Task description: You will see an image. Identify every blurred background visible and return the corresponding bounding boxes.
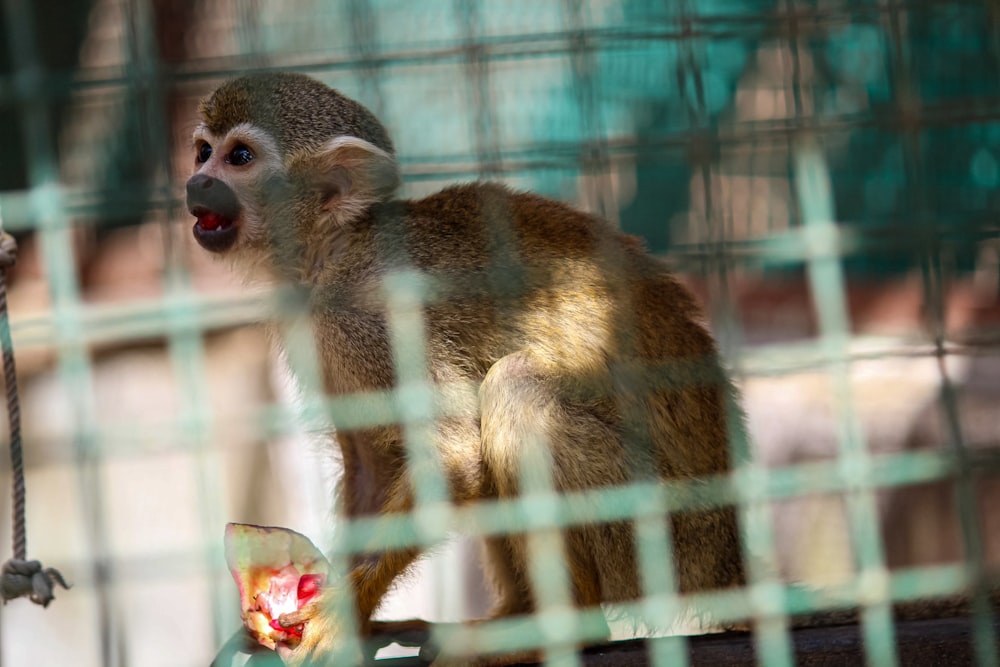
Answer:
[0,0,999,665]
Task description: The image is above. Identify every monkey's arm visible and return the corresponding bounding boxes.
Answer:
[275,458,424,665]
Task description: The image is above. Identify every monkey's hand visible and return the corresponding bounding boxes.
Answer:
[275,589,362,667]
[277,599,439,665]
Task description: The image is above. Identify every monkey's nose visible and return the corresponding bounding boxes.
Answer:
[187,173,215,194]
[186,174,241,221]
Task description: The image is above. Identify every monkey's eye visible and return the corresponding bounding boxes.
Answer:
[227,144,254,167]
[196,143,212,163]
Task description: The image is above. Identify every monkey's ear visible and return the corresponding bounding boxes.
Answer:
[306,136,400,208]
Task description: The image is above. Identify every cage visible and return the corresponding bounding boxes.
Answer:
[0,1,999,666]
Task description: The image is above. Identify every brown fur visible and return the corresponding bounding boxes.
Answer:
[190,73,745,666]
[199,72,394,157]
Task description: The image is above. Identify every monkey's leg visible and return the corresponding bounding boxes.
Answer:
[481,534,534,617]
[480,351,624,610]
[442,351,617,666]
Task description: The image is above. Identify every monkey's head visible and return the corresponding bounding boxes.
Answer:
[186,72,399,278]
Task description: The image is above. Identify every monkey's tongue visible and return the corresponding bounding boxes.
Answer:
[196,210,232,231]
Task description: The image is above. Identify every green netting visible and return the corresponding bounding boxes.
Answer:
[1,1,999,666]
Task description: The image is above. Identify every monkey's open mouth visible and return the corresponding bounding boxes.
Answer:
[191,207,239,253]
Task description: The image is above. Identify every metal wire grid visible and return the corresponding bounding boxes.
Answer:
[0,0,998,665]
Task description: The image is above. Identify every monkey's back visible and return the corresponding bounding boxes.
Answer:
[391,182,744,595]
[395,183,734,477]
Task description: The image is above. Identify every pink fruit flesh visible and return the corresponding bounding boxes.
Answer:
[197,211,229,230]
[298,573,326,603]
[224,524,330,651]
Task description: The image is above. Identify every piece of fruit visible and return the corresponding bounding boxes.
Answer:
[224,523,330,651]
[197,210,230,231]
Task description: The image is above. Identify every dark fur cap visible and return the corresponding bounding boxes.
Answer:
[198,72,395,157]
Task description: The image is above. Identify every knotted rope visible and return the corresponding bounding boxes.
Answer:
[0,232,69,606]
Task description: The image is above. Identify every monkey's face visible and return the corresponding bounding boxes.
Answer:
[186,123,283,255]
[188,74,402,283]
[186,127,399,283]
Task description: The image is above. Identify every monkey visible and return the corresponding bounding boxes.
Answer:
[187,72,745,666]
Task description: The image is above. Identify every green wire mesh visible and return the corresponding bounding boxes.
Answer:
[1,0,999,665]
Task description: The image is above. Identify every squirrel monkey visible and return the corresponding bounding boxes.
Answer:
[187,72,744,666]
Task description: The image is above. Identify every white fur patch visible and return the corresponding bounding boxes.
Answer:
[319,135,394,161]
[297,135,401,198]
[191,122,282,171]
